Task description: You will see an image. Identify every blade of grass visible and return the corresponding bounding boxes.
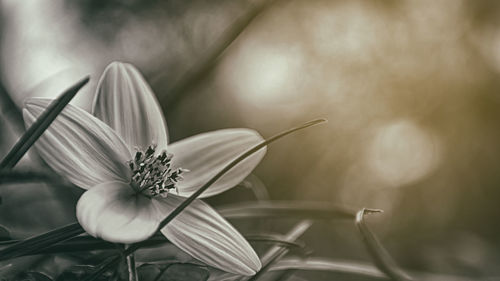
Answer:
[156,119,326,231]
[217,201,355,220]
[81,255,122,281]
[273,256,482,281]
[0,76,90,171]
[355,208,413,281]
[0,222,84,261]
[156,0,277,107]
[83,118,327,280]
[246,220,313,281]
[269,257,386,279]
[245,234,307,251]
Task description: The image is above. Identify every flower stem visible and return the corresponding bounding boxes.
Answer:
[125,245,138,281]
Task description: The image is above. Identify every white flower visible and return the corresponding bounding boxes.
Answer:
[22,62,266,275]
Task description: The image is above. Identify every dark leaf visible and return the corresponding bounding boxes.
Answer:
[0,171,70,187]
[0,223,84,261]
[158,264,209,281]
[13,272,53,281]
[56,265,116,281]
[0,76,89,171]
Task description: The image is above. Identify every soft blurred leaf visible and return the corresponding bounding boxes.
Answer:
[56,265,115,281]
[161,264,209,281]
[135,243,193,265]
[237,174,270,201]
[137,263,210,281]
[0,183,79,238]
[268,257,385,279]
[0,225,11,241]
[247,220,313,281]
[0,256,44,279]
[137,264,162,281]
[0,223,84,261]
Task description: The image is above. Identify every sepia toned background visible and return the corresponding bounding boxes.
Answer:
[1,0,500,279]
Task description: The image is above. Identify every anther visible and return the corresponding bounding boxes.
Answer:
[128,145,186,197]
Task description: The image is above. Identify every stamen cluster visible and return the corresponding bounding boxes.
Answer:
[128,145,186,197]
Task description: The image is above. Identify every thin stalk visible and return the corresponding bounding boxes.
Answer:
[125,246,138,281]
[246,220,313,281]
[156,119,326,232]
[0,76,89,170]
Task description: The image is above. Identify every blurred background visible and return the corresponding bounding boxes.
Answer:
[1,0,500,279]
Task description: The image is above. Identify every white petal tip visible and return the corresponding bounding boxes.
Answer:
[104,61,135,74]
[242,254,262,276]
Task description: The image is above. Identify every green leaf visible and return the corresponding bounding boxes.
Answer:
[355,208,413,281]
[0,76,89,171]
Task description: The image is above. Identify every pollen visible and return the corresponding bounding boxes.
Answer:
[128,145,187,197]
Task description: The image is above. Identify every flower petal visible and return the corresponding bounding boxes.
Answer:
[76,181,159,244]
[169,129,266,198]
[153,195,261,275]
[23,98,132,189]
[92,61,169,151]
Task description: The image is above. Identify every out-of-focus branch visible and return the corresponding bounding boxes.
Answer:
[155,0,277,109]
[0,81,24,134]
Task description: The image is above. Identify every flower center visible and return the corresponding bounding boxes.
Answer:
[128,145,187,198]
